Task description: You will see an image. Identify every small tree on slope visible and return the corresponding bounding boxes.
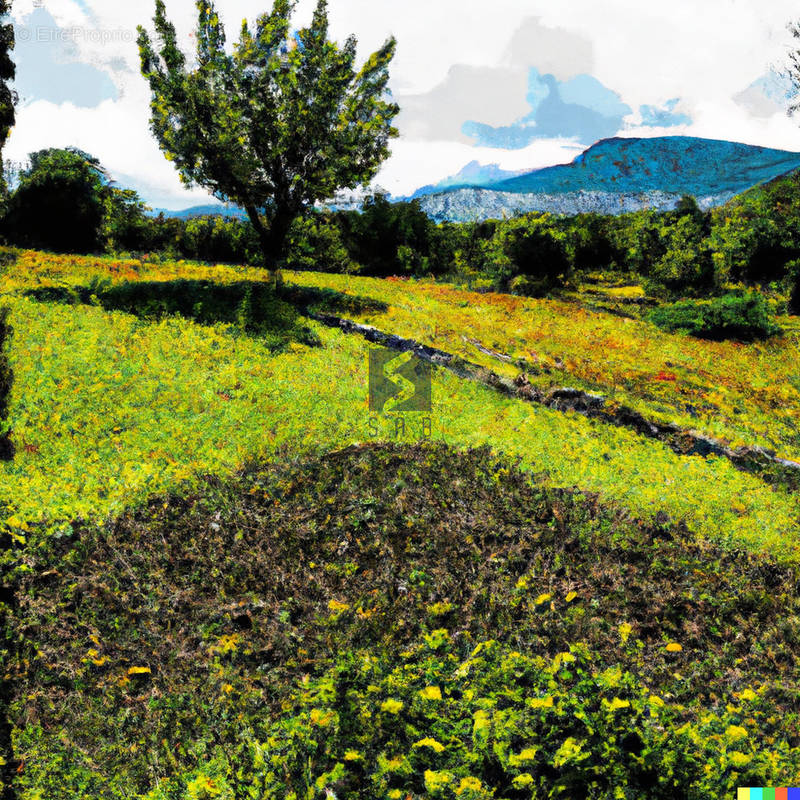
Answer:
[137,0,399,280]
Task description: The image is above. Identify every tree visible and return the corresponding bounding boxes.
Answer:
[486,214,571,296]
[338,195,434,276]
[0,0,14,200]
[2,148,107,253]
[137,0,399,280]
[103,186,155,253]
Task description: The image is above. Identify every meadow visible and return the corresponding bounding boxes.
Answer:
[0,249,799,558]
[2,248,800,799]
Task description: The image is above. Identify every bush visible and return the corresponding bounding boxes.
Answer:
[337,195,437,277]
[0,304,12,460]
[509,273,554,298]
[788,259,800,315]
[477,215,570,294]
[285,213,353,273]
[179,216,261,266]
[211,640,798,800]
[2,148,106,254]
[643,214,716,299]
[649,292,781,341]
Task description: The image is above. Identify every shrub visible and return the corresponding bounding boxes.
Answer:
[103,188,154,253]
[649,292,781,341]
[643,214,716,299]
[285,213,353,273]
[0,304,11,459]
[179,216,261,266]
[337,195,437,277]
[477,215,570,294]
[500,215,571,287]
[788,259,800,315]
[509,273,554,298]
[2,148,106,254]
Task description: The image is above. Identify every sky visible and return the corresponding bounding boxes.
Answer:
[5,0,800,208]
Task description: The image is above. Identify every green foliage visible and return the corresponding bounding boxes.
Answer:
[710,171,800,285]
[649,291,781,341]
[337,195,437,276]
[788,258,800,315]
[137,0,399,271]
[1,148,107,253]
[479,214,571,293]
[285,211,352,273]
[562,213,624,272]
[0,303,11,458]
[11,444,800,798]
[643,214,715,298]
[180,216,262,266]
[0,0,14,199]
[103,187,156,253]
[227,642,797,800]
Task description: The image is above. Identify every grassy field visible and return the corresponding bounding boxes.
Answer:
[286,270,800,459]
[0,250,799,558]
[2,249,800,798]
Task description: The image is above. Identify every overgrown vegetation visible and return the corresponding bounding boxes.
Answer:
[1,148,108,253]
[2,141,800,325]
[648,291,782,341]
[0,302,10,459]
[10,444,800,798]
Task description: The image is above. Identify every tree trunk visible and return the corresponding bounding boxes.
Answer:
[244,205,296,287]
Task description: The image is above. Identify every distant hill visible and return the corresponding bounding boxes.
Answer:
[147,204,249,220]
[415,136,800,221]
[146,137,800,223]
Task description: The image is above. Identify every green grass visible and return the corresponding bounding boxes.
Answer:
[0,248,799,559]
[3,250,800,799]
[10,444,800,799]
[0,291,797,559]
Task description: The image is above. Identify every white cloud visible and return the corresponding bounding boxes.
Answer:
[6,0,800,208]
[378,138,585,197]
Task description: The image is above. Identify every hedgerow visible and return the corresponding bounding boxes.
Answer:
[648,292,781,341]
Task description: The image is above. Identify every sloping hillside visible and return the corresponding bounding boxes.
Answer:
[490,137,800,196]
[11,443,800,798]
[2,251,800,798]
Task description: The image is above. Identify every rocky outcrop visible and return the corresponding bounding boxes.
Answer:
[416,187,735,222]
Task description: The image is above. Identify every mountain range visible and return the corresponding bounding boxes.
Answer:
[413,136,800,221]
[150,136,800,222]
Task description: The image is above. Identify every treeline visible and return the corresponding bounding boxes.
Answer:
[3,148,800,308]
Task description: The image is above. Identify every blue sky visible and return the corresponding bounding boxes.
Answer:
[4,0,800,207]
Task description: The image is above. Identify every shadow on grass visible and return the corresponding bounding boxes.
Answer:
[25,278,388,352]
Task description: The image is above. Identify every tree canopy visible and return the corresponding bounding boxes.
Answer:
[2,148,108,253]
[0,0,16,198]
[137,0,399,276]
